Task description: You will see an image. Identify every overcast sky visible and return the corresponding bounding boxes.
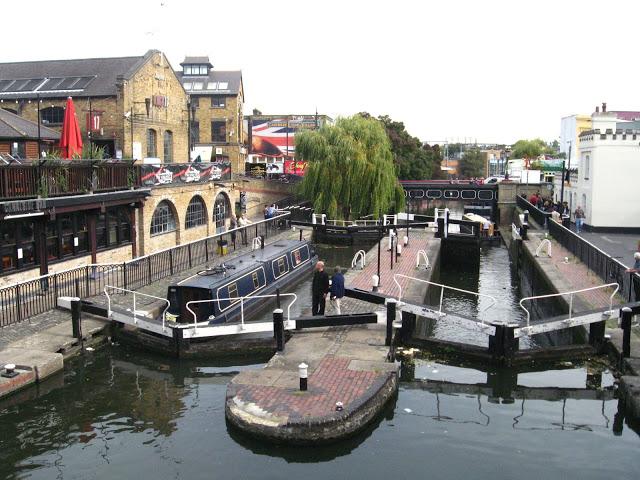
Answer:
[4,0,639,144]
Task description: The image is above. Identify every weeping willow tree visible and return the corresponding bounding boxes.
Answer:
[297,115,405,220]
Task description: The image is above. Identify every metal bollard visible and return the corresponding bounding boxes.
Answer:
[621,307,632,358]
[273,308,284,352]
[298,362,308,391]
[386,299,396,347]
[70,297,82,340]
[372,274,379,292]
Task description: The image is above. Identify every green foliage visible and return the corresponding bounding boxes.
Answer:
[510,138,558,159]
[376,115,442,180]
[75,143,106,160]
[297,115,405,220]
[459,148,484,178]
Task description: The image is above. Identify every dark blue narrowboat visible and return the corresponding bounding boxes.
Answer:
[165,239,316,325]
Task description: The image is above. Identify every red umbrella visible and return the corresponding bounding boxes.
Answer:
[59,96,83,159]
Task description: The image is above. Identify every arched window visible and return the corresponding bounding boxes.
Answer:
[150,200,176,236]
[213,192,231,233]
[147,129,157,158]
[185,195,206,229]
[41,106,64,125]
[163,130,173,163]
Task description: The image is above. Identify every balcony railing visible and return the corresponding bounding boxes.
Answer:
[0,161,139,200]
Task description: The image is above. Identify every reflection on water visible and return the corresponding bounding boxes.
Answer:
[0,239,639,479]
[0,346,638,479]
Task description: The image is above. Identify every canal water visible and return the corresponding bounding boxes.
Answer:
[0,243,639,479]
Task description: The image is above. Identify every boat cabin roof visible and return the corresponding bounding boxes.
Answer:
[174,239,310,290]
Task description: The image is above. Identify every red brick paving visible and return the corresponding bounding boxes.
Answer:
[531,234,622,309]
[350,230,433,298]
[231,355,386,419]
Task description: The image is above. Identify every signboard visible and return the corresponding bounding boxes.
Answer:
[266,162,284,174]
[191,146,213,162]
[250,116,320,157]
[284,160,307,176]
[132,142,142,161]
[139,162,231,187]
[531,159,565,172]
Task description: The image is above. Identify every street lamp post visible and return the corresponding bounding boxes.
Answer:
[36,93,41,158]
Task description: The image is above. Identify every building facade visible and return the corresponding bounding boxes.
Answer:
[558,109,640,231]
[0,50,188,162]
[175,57,246,173]
[560,114,592,168]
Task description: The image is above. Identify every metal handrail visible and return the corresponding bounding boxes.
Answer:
[535,238,552,257]
[104,285,171,332]
[392,274,497,325]
[416,250,430,269]
[351,250,366,269]
[518,282,619,327]
[186,292,298,331]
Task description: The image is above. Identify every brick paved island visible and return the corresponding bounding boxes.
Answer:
[225,325,397,444]
[225,229,438,444]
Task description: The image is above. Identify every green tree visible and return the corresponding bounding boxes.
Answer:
[377,115,441,180]
[459,148,484,178]
[296,115,405,220]
[510,138,547,159]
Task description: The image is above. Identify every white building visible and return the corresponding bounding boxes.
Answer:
[559,110,640,230]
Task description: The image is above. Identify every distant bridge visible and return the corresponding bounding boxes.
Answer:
[400,180,498,202]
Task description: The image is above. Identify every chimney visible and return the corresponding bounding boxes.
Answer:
[602,102,607,113]
[596,106,600,113]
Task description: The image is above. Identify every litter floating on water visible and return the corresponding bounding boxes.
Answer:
[85,347,94,352]
[404,408,413,413]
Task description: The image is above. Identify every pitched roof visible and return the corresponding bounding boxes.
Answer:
[0,108,59,140]
[175,70,243,97]
[611,111,640,121]
[0,50,158,100]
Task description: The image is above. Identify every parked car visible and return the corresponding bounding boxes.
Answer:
[483,176,504,184]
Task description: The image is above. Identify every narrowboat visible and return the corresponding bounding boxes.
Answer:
[165,239,316,325]
[104,239,317,357]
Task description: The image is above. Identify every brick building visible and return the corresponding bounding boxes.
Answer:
[0,50,188,162]
[175,56,246,173]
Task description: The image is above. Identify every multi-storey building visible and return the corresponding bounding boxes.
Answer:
[558,107,640,231]
[0,50,188,162]
[175,56,246,173]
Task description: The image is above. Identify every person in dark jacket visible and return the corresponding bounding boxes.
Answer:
[311,261,330,315]
[330,266,345,315]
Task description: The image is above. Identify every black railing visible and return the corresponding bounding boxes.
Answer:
[0,214,290,327]
[516,195,552,228]
[548,219,639,302]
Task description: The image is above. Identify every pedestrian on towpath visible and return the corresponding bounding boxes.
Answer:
[330,266,345,315]
[311,261,330,316]
[574,206,585,233]
[625,252,640,301]
[238,213,251,245]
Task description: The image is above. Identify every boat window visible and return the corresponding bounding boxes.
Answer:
[293,250,301,266]
[252,272,260,289]
[277,257,286,275]
[228,282,238,300]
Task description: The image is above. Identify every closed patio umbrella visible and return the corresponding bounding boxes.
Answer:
[59,96,83,159]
